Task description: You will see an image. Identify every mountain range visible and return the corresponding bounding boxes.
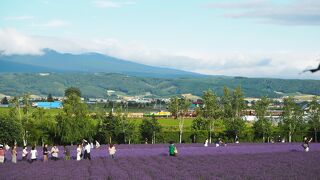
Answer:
[1,49,320,98]
[0,49,200,78]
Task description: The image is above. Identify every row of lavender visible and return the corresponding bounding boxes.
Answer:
[1,148,320,179]
[3,143,320,161]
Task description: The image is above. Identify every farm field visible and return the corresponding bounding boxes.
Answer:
[1,143,320,179]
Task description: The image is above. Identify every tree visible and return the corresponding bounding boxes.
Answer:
[253,97,272,142]
[1,97,9,104]
[140,116,161,144]
[168,97,179,119]
[115,107,136,144]
[47,94,54,102]
[222,86,246,141]
[0,113,23,145]
[168,97,191,143]
[200,90,221,143]
[191,116,207,142]
[178,98,191,143]
[280,97,304,142]
[28,108,57,145]
[10,94,31,146]
[56,93,94,144]
[65,87,81,97]
[307,96,320,142]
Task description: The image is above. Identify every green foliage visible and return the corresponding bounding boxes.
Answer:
[222,87,246,139]
[279,96,305,142]
[56,94,94,144]
[0,113,23,145]
[1,73,320,98]
[307,96,320,142]
[65,87,81,97]
[140,116,161,144]
[253,97,272,142]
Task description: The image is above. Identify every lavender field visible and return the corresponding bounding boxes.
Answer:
[1,143,320,180]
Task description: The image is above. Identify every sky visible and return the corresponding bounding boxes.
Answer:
[1,0,320,79]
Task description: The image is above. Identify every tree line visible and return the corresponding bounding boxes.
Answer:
[1,86,320,146]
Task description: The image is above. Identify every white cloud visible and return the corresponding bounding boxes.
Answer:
[93,0,135,8]
[205,0,320,25]
[0,28,43,55]
[4,16,34,21]
[43,19,70,28]
[0,28,319,79]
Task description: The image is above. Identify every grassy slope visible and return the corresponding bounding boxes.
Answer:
[0,73,320,98]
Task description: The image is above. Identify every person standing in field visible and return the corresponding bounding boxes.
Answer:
[204,139,209,147]
[64,145,70,160]
[0,144,5,163]
[76,144,82,161]
[43,144,49,162]
[11,144,17,163]
[51,145,59,161]
[84,142,91,160]
[30,146,38,163]
[95,140,100,149]
[22,146,28,161]
[108,144,116,159]
[302,137,313,152]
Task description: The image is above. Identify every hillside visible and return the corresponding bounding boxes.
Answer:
[0,73,319,98]
[0,49,201,78]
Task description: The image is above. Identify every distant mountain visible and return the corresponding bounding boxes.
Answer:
[0,49,202,78]
[0,72,319,98]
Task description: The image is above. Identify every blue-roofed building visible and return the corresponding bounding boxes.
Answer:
[32,101,63,109]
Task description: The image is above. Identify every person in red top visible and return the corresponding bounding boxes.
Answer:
[0,144,5,163]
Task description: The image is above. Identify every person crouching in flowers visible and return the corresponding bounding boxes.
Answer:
[302,137,312,152]
[51,145,59,161]
[108,144,116,159]
[169,141,177,156]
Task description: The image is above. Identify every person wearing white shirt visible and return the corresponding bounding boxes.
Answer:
[22,146,28,161]
[51,146,59,161]
[30,146,38,162]
[204,139,208,147]
[108,144,116,159]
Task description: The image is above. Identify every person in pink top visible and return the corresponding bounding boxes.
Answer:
[0,144,5,163]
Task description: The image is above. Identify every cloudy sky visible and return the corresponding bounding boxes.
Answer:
[1,0,320,79]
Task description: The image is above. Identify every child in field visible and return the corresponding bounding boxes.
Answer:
[108,144,116,159]
[22,146,28,161]
[11,144,17,163]
[30,146,38,162]
[76,144,82,161]
[0,144,5,163]
[302,137,312,152]
[51,145,59,161]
